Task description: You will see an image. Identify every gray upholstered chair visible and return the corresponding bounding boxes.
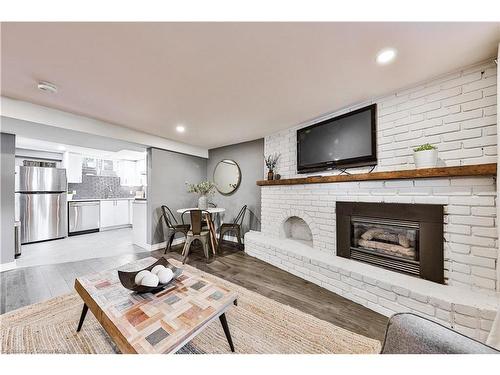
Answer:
[381,313,500,354]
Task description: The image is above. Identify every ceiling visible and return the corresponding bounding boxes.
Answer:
[1,22,499,149]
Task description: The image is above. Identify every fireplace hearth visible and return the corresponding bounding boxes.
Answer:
[336,202,444,283]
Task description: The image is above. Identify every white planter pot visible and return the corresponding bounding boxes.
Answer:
[198,195,208,210]
[413,149,438,169]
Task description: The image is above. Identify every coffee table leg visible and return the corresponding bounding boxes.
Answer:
[77,304,89,332]
[219,313,235,352]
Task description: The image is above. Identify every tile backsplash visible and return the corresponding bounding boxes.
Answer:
[68,175,144,199]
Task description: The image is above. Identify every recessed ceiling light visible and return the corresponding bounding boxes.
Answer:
[176,125,185,133]
[376,48,397,65]
[37,81,58,94]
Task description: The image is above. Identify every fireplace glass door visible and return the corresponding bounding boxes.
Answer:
[350,216,420,275]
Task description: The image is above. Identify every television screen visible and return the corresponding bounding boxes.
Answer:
[297,104,377,173]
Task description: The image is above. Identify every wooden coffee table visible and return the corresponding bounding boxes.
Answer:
[74,257,238,354]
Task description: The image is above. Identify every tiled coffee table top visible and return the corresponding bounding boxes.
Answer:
[75,257,237,353]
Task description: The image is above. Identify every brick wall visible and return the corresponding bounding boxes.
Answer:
[265,59,497,178]
[261,176,498,292]
[257,59,498,293]
[245,231,498,342]
[248,60,499,337]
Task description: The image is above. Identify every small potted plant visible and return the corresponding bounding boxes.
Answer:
[186,181,215,209]
[413,143,438,169]
[265,153,280,180]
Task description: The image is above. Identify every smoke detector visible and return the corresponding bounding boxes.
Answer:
[37,81,58,94]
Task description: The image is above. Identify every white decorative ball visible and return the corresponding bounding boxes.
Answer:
[140,273,159,287]
[157,268,174,284]
[151,265,166,275]
[134,270,151,285]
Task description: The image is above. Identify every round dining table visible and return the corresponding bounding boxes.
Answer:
[176,207,225,215]
[176,207,226,229]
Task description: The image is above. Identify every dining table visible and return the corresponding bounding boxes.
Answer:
[176,207,226,215]
[176,207,225,229]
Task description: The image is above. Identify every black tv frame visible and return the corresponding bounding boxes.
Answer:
[297,103,377,174]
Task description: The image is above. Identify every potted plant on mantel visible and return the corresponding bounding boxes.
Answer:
[186,181,215,210]
[265,153,280,180]
[413,143,438,169]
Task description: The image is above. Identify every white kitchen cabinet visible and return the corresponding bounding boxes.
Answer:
[100,199,131,229]
[117,160,140,186]
[132,200,147,249]
[66,153,83,183]
[128,200,133,224]
[100,201,116,228]
[115,200,130,226]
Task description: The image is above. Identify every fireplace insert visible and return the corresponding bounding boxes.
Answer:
[336,202,444,283]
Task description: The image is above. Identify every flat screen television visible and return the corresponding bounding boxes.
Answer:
[297,104,377,173]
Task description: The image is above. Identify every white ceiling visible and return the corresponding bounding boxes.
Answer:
[1,22,499,149]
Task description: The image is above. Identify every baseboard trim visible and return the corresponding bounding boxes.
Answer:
[0,260,17,272]
[100,224,132,232]
[142,235,244,252]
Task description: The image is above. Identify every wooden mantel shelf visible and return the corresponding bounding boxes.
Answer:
[256,163,497,186]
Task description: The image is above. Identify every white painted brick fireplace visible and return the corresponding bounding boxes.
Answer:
[245,59,500,342]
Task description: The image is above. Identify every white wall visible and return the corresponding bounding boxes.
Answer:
[258,59,499,293]
[260,177,497,292]
[497,46,500,292]
[266,59,497,178]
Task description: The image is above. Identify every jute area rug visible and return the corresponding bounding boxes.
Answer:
[0,260,381,354]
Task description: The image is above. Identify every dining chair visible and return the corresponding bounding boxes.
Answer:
[201,202,218,229]
[181,209,211,264]
[161,205,190,254]
[218,205,247,252]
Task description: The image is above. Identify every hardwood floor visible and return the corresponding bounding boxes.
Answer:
[0,240,388,342]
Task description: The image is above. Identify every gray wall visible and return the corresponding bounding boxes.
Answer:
[147,148,207,245]
[207,139,264,236]
[1,133,16,264]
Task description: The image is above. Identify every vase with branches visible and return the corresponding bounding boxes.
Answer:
[264,153,280,180]
[186,181,215,209]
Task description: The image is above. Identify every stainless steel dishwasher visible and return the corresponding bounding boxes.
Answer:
[68,201,100,236]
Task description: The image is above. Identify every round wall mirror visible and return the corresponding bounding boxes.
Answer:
[213,159,241,195]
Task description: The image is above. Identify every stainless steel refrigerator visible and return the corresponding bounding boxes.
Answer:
[15,166,68,244]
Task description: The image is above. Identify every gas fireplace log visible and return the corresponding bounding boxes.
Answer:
[358,239,416,258]
[361,229,411,248]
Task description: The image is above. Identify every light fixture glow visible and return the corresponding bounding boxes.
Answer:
[176,125,185,133]
[37,81,58,94]
[376,48,397,65]
[57,145,66,151]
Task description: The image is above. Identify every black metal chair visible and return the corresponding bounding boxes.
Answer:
[218,205,247,252]
[181,209,211,264]
[161,205,190,254]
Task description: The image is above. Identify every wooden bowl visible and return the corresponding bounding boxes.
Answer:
[118,258,182,294]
